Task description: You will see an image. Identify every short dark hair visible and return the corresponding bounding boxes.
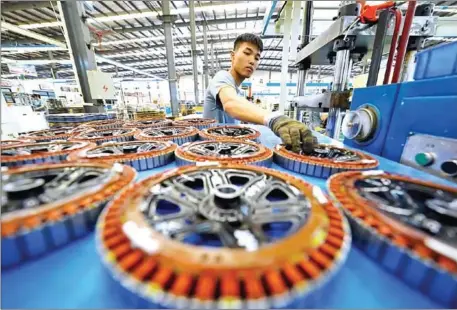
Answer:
[233,33,263,53]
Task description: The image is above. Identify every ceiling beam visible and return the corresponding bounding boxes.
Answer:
[1,21,67,48]
[1,1,53,12]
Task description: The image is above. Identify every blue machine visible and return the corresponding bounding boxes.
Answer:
[342,42,457,182]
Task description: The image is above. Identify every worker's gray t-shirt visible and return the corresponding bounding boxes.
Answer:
[203,70,242,124]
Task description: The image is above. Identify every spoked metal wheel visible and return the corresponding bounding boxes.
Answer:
[1,162,136,268]
[1,141,96,167]
[1,139,34,148]
[200,125,261,141]
[123,118,172,129]
[97,164,350,309]
[176,139,272,167]
[19,128,75,142]
[72,128,138,145]
[328,170,457,307]
[173,118,217,130]
[68,140,176,171]
[134,126,198,145]
[274,144,378,178]
[80,119,124,130]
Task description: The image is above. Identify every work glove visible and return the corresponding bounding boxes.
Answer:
[270,116,318,154]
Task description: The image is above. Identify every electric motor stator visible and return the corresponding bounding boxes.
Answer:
[274,144,379,178]
[96,163,351,309]
[68,140,176,171]
[199,125,261,141]
[328,170,457,307]
[175,139,273,167]
[1,162,136,268]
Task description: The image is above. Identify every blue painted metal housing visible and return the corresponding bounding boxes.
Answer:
[346,75,457,162]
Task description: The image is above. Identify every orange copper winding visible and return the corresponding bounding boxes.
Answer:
[274,144,379,171]
[1,141,96,166]
[175,139,272,165]
[199,125,261,141]
[1,162,136,238]
[328,171,457,274]
[96,164,350,307]
[67,140,176,165]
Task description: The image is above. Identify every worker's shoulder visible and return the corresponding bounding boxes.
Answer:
[212,70,233,82]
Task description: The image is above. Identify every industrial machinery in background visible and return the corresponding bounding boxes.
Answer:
[294,1,447,140]
[342,41,457,183]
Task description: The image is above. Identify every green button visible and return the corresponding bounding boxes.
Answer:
[415,153,434,166]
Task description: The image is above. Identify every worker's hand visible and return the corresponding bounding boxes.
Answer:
[270,116,318,154]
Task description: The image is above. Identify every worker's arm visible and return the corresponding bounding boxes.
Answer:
[218,86,318,153]
[218,86,269,124]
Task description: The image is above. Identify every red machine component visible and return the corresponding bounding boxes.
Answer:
[391,1,417,83]
[359,1,395,23]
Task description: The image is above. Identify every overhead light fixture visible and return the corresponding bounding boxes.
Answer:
[95,54,164,80]
[1,21,67,48]
[1,46,67,53]
[18,21,62,30]
[1,57,72,65]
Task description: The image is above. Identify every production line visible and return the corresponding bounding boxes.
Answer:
[2,113,456,308]
[2,0,457,309]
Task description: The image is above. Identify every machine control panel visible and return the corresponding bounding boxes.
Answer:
[400,134,457,182]
[441,159,457,177]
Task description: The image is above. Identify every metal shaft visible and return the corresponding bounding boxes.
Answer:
[367,9,391,86]
[162,0,179,117]
[332,50,351,91]
[189,0,199,104]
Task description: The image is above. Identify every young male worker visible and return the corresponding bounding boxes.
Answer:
[203,33,317,153]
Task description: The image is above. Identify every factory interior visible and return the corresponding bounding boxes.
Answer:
[1,0,457,308]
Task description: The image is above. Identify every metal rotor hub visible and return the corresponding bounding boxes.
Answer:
[354,177,457,245]
[274,144,379,178]
[96,164,350,308]
[1,139,34,147]
[173,118,217,129]
[329,171,457,283]
[1,162,136,269]
[20,128,74,142]
[200,125,261,141]
[80,120,123,130]
[123,119,172,129]
[73,128,138,145]
[1,141,95,167]
[176,139,273,167]
[134,126,198,145]
[67,141,176,171]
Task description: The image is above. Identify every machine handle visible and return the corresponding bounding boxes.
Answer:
[360,1,396,23]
